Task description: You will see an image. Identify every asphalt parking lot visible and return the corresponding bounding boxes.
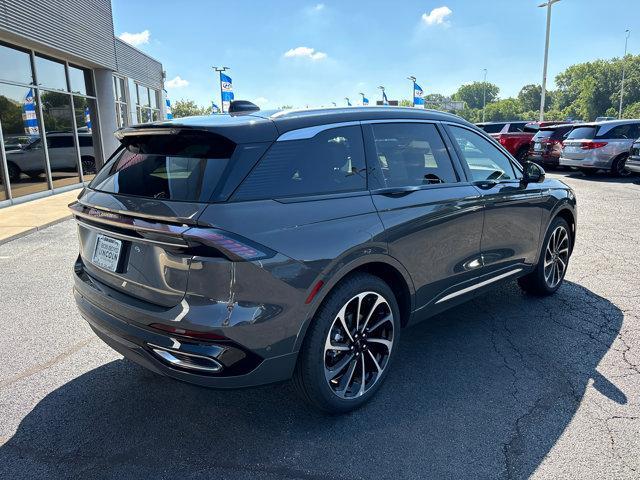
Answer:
[1,171,639,480]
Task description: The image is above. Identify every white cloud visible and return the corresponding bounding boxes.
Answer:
[421,6,452,26]
[252,97,269,106]
[284,46,327,61]
[118,30,150,46]
[165,75,189,88]
[312,3,325,11]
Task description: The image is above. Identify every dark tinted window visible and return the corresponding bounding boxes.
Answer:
[479,123,506,134]
[90,132,235,202]
[566,126,597,140]
[449,126,517,181]
[370,123,457,187]
[508,122,529,132]
[599,124,640,140]
[78,135,93,147]
[47,135,74,148]
[533,129,554,140]
[234,126,366,200]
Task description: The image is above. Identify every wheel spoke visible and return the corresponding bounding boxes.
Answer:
[336,304,354,343]
[360,295,386,332]
[367,350,382,375]
[325,353,355,382]
[336,358,358,395]
[367,337,393,351]
[357,355,366,396]
[366,314,393,333]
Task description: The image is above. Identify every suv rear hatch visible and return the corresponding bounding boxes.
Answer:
[71,122,276,307]
[562,125,600,160]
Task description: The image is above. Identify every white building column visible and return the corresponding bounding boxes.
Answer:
[93,68,119,159]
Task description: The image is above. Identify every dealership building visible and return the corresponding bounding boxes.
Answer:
[0,0,166,207]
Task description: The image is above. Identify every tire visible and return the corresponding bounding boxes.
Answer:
[516,147,529,163]
[518,217,571,296]
[611,155,631,177]
[293,273,401,414]
[81,156,96,175]
[7,162,20,183]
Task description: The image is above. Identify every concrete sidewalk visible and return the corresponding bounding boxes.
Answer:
[0,189,81,244]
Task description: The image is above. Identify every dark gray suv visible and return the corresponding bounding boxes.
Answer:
[70,106,577,413]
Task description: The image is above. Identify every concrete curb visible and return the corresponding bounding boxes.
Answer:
[0,215,73,246]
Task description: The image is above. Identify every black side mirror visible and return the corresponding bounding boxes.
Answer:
[522,161,545,183]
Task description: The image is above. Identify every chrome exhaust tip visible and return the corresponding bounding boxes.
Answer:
[148,344,223,373]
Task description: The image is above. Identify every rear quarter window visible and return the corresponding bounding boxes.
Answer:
[232,125,366,201]
[566,126,596,140]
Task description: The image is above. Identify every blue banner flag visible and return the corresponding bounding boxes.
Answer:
[22,89,39,135]
[211,102,220,114]
[84,107,92,132]
[165,97,173,119]
[220,72,234,112]
[362,97,369,105]
[414,82,425,106]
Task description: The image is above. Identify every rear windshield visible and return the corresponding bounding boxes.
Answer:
[566,126,597,140]
[90,131,235,202]
[478,123,506,134]
[533,130,554,139]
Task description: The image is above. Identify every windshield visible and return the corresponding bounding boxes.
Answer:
[533,130,554,140]
[90,131,235,202]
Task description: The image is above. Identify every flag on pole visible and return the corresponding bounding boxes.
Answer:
[165,97,173,119]
[22,89,39,135]
[211,102,220,114]
[220,72,234,112]
[414,82,425,107]
[84,107,92,132]
[345,98,352,106]
[382,90,389,105]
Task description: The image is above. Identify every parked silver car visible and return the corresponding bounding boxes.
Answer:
[626,137,640,174]
[559,120,640,176]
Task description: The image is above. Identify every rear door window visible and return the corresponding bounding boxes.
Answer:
[233,125,366,201]
[90,131,235,202]
[566,126,597,140]
[448,125,518,181]
[369,123,458,187]
[599,124,640,139]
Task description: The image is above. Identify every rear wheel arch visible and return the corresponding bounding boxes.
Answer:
[553,208,576,255]
[294,256,415,352]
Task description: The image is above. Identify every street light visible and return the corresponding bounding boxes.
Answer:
[212,66,230,113]
[619,29,631,119]
[538,0,561,122]
[482,68,487,122]
[407,76,416,106]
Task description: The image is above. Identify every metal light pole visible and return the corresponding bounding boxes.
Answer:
[344,97,350,106]
[378,86,385,105]
[212,66,229,113]
[359,92,366,105]
[538,0,561,122]
[407,76,416,106]
[482,68,487,122]
[619,29,631,119]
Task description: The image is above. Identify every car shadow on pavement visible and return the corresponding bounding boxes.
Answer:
[563,171,639,184]
[0,281,624,480]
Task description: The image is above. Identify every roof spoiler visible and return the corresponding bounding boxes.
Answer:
[228,100,260,115]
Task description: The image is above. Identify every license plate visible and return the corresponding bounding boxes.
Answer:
[92,234,122,272]
[534,143,542,151]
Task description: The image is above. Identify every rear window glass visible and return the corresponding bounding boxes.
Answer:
[233,126,366,201]
[533,130,554,139]
[509,122,529,132]
[478,123,506,134]
[89,131,235,202]
[566,126,597,140]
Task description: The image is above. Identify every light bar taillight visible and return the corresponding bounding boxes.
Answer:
[184,227,275,261]
[581,141,607,150]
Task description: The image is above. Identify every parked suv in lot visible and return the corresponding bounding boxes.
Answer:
[559,120,640,176]
[70,106,577,412]
[527,124,574,167]
[626,137,640,174]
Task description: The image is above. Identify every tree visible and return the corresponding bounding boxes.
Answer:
[171,99,209,118]
[452,82,499,110]
[517,84,554,113]
[483,98,523,122]
[399,99,413,107]
[623,102,640,119]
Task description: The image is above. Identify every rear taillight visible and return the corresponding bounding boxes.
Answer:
[581,141,607,150]
[183,227,275,261]
[499,137,507,145]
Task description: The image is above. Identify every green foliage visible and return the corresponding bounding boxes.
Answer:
[280,105,293,109]
[623,101,640,119]
[399,99,413,107]
[0,95,23,134]
[452,82,499,110]
[483,98,527,122]
[171,99,210,118]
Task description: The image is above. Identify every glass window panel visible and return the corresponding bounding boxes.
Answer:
[138,85,150,106]
[113,76,126,102]
[41,91,79,187]
[73,96,100,181]
[152,109,159,121]
[127,78,136,105]
[149,89,158,108]
[34,55,68,91]
[0,83,49,198]
[0,43,33,85]
[68,65,89,95]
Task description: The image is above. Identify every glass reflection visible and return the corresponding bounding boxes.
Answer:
[41,91,79,187]
[68,65,90,96]
[0,83,49,198]
[73,96,100,181]
[0,43,33,85]
[35,55,68,91]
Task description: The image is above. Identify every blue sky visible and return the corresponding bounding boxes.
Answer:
[112,0,640,109]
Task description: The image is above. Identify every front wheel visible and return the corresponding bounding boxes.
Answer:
[293,273,400,413]
[518,217,571,296]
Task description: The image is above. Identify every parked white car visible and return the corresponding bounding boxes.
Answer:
[559,120,640,177]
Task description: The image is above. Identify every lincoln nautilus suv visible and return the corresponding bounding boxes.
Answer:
[70,104,577,413]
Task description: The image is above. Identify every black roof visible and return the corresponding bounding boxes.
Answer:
[120,106,474,144]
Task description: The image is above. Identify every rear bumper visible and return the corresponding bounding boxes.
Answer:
[527,153,560,166]
[73,270,298,389]
[559,156,613,170]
